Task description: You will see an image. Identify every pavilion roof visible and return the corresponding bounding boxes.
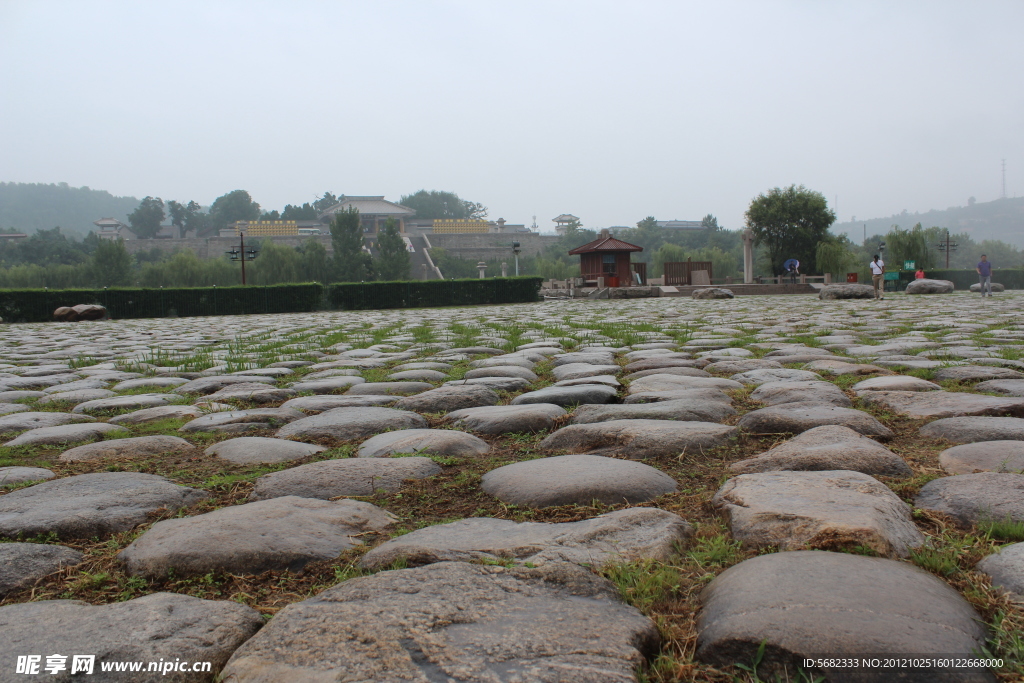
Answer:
[568,232,643,254]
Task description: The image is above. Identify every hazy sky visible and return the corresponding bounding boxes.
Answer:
[2,1,1021,233]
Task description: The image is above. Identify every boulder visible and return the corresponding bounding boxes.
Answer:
[713,470,923,557]
[53,304,107,321]
[915,473,1024,526]
[905,278,955,294]
[939,441,1024,474]
[738,402,893,438]
[205,437,326,464]
[696,551,993,680]
[275,406,427,441]
[749,380,852,407]
[5,422,128,446]
[120,497,395,578]
[221,562,657,683]
[59,435,194,462]
[977,543,1024,598]
[511,384,618,407]
[0,593,263,682]
[0,472,207,540]
[0,466,56,485]
[444,403,566,434]
[691,288,734,299]
[0,543,83,597]
[859,390,1024,419]
[920,416,1024,443]
[36,388,116,404]
[250,457,441,500]
[179,407,305,434]
[970,281,1005,292]
[359,507,692,570]
[392,384,499,413]
[818,284,875,299]
[730,425,912,477]
[481,454,677,507]
[357,428,490,458]
[569,399,735,424]
[108,404,205,425]
[540,419,736,459]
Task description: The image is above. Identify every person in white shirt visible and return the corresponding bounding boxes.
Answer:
[869,255,885,300]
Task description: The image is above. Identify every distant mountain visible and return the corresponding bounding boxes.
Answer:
[833,197,1024,247]
[0,182,140,239]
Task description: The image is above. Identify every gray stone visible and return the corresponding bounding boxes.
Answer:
[749,380,852,407]
[970,282,1006,292]
[714,470,923,557]
[570,398,736,424]
[221,561,658,683]
[275,406,427,441]
[347,381,434,396]
[692,287,734,299]
[624,357,707,373]
[0,410,95,432]
[703,359,784,373]
[443,376,533,392]
[469,356,535,369]
[205,437,327,464]
[59,435,195,462]
[0,472,207,540]
[627,374,742,393]
[818,283,876,299]
[696,551,993,681]
[905,278,955,294]
[551,363,620,381]
[120,497,395,578]
[360,507,692,570]
[463,366,538,381]
[738,402,893,438]
[939,441,1024,475]
[180,407,305,434]
[623,366,712,381]
[444,403,566,434]
[730,425,912,477]
[852,375,941,392]
[976,379,1024,396]
[915,473,1024,526]
[113,376,190,391]
[803,359,891,376]
[5,422,128,446]
[934,365,1024,382]
[482,454,677,507]
[858,390,1024,418]
[977,543,1024,598]
[920,416,1024,443]
[551,352,615,367]
[72,393,175,414]
[231,367,294,377]
[0,466,56,485]
[0,543,83,597]
[392,361,453,371]
[731,368,822,386]
[174,374,276,395]
[37,388,117,404]
[0,592,263,682]
[511,384,618,407]
[541,419,735,459]
[302,368,363,380]
[250,457,441,500]
[357,428,490,458]
[624,387,734,404]
[554,374,621,387]
[287,377,366,394]
[392,384,500,412]
[203,383,296,404]
[765,347,834,358]
[0,390,45,402]
[387,369,447,381]
[108,404,205,425]
[0,402,29,415]
[281,394,398,412]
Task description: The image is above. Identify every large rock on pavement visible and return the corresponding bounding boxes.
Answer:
[970,281,1005,292]
[939,441,1024,474]
[0,592,263,682]
[120,497,395,578]
[692,287,734,299]
[205,437,326,464]
[738,402,893,438]
[287,377,366,394]
[52,303,107,321]
[713,470,923,557]
[570,399,735,424]
[346,381,433,396]
[250,457,440,500]
[624,387,733,404]
[915,473,1024,526]
[749,380,852,407]
[818,283,875,299]
[628,374,742,393]
[179,407,305,434]
[221,561,658,683]
[275,406,427,441]
[541,419,735,459]
[730,424,912,476]
[977,543,1024,599]
[551,363,621,381]
[920,416,1024,443]
[730,368,821,386]
[445,403,566,434]
[976,379,1024,396]
[0,410,95,432]
[204,383,296,404]
[173,374,276,395]
[109,404,205,425]
[0,466,55,485]
[71,393,175,414]
[861,390,1024,419]
[59,435,194,462]
[463,365,538,381]
[281,394,398,412]
[696,551,993,681]
[0,542,83,597]
[357,428,490,458]
[482,454,676,507]
[905,278,955,294]
[360,507,692,570]
[0,472,207,540]
[5,422,127,446]
[392,384,499,413]
[852,375,941,392]
[511,384,618,407]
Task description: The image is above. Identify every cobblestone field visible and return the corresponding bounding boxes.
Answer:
[1,292,1023,681]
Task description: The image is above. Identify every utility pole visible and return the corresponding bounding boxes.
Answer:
[1003,159,1007,199]
[225,232,260,284]
[936,229,958,268]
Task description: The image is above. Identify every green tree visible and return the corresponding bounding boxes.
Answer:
[651,243,686,277]
[376,218,410,281]
[281,202,318,220]
[330,208,374,281]
[127,196,165,239]
[209,190,260,232]
[815,236,858,280]
[701,214,720,230]
[182,201,208,236]
[167,200,187,232]
[884,223,936,270]
[636,216,658,231]
[89,238,133,286]
[399,190,487,220]
[297,239,329,282]
[745,185,836,275]
[312,192,340,213]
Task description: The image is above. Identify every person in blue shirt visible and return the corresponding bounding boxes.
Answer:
[976,255,993,297]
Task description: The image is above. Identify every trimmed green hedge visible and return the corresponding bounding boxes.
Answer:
[0,278,543,322]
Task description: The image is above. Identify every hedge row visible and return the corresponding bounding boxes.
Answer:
[0,278,544,322]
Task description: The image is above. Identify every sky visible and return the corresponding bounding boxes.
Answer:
[1,0,1021,233]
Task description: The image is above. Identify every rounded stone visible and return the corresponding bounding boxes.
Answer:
[730,425,912,477]
[392,385,500,413]
[179,407,305,434]
[915,472,1024,526]
[540,419,736,459]
[346,381,433,396]
[511,385,618,407]
[71,393,175,415]
[0,543,84,597]
[108,404,205,425]
[749,380,852,407]
[205,437,327,464]
[920,416,1024,444]
[977,542,1024,598]
[444,404,566,434]
[0,466,56,486]
[852,375,941,392]
[737,403,893,439]
[5,422,128,447]
[287,377,366,394]
[0,411,96,433]
[386,369,447,382]
[59,435,195,462]
[939,441,1024,475]
[275,407,427,441]
[250,457,441,500]
[462,366,538,381]
[905,278,955,294]
[113,377,190,391]
[730,369,821,386]
[569,399,736,424]
[357,429,490,458]
[481,454,677,507]
[205,383,297,404]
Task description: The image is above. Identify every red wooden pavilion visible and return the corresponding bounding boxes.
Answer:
[568,229,644,287]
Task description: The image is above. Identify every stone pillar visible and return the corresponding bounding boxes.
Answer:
[501,262,508,277]
[477,261,487,279]
[742,229,754,284]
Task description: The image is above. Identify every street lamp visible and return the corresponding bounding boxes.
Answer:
[225,232,260,285]
[511,241,521,277]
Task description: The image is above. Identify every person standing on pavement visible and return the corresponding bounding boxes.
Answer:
[977,254,993,297]
[915,267,926,279]
[870,255,885,299]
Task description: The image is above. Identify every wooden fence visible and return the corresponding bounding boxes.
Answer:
[664,261,713,286]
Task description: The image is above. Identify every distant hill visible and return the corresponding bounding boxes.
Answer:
[833,197,1024,247]
[0,182,140,239]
